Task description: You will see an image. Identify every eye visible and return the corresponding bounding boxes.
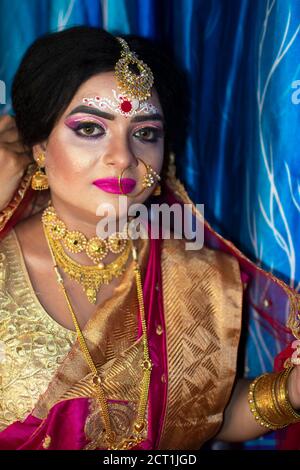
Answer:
[133,127,163,143]
[73,122,105,139]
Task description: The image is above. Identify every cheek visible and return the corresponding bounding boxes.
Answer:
[155,139,165,172]
[45,129,97,183]
[134,140,164,172]
[157,148,164,173]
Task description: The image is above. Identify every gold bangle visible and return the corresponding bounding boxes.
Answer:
[248,374,285,430]
[275,367,300,422]
[271,370,286,419]
[248,368,300,430]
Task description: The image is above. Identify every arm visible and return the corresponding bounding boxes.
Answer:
[215,366,300,442]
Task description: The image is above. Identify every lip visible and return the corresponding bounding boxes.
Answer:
[92,177,136,194]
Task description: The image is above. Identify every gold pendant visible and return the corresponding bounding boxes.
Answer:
[108,435,144,450]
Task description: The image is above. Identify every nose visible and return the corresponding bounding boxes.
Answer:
[102,134,138,172]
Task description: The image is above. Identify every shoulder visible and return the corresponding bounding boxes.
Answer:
[161,237,241,289]
[160,238,243,352]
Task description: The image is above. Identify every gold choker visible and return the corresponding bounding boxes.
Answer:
[42,206,131,304]
[42,206,128,264]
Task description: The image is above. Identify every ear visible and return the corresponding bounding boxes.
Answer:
[32,141,48,163]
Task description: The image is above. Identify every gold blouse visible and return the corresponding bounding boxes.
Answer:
[0,230,76,432]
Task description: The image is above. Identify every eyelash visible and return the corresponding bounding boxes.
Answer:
[72,122,164,143]
[134,127,164,143]
[73,122,105,139]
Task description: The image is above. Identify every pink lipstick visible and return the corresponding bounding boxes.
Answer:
[92,177,136,194]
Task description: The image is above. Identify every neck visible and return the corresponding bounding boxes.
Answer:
[51,194,103,239]
[42,195,129,266]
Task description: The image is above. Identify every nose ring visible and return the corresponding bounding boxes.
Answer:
[118,157,161,197]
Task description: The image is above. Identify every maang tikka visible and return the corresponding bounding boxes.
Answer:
[114,37,154,102]
[115,38,161,196]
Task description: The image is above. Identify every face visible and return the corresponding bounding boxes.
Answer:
[33,72,164,228]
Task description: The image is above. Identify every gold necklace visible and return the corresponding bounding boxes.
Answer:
[42,206,131,304]
[43,224,152,450]
[42,206,129,264]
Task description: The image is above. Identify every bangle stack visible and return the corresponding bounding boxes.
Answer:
[248,367,300,430]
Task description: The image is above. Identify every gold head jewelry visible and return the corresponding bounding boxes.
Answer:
[31,152,49,191]
[115,37,154,102]
[43,222,152,449]
[118,157,161,198]
[42,206,131,303]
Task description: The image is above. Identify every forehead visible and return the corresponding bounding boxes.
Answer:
[66,71,163,113]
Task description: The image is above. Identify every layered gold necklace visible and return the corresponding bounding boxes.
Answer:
[42,206,152,450]
[42,206,131,304]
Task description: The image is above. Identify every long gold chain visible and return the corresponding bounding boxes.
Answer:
[43,224,152,450]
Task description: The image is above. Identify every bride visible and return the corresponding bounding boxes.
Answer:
[0,25,299,450]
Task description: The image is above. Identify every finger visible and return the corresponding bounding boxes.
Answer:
[0,114,15,133]
[0,128,20,143]
[0,126,31,153]
[0,142,31,157]
[0,149,32,176]
[18,153,33,166]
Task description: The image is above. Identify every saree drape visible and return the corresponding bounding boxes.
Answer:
[0,167,299,449]
[0,179,244,449]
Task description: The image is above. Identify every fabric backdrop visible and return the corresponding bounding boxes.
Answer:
[1,0,300,450]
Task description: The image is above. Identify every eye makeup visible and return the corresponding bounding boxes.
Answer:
[64,115,107,139]
[133,125,164,143]
[64,114,164,143]
[65,114,107,129]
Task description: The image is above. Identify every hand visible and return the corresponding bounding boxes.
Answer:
[0,114,32,211]
[288,365,300,410]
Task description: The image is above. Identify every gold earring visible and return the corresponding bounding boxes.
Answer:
[31,152,49,191]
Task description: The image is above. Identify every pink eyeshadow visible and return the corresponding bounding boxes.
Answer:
[64,114,107,129]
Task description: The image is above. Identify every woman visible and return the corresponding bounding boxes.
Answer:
[0,26,299,451]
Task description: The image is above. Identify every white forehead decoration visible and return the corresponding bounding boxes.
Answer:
[82,89,159,118]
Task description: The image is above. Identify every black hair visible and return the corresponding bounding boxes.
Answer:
[12,26,188,169]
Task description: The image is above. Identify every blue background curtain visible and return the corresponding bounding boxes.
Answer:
[1,0,300,450]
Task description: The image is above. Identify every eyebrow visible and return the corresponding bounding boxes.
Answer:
[66,105,164,123]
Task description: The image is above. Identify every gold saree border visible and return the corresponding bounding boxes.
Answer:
[0,163,35,232]
[157,237,243,449]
